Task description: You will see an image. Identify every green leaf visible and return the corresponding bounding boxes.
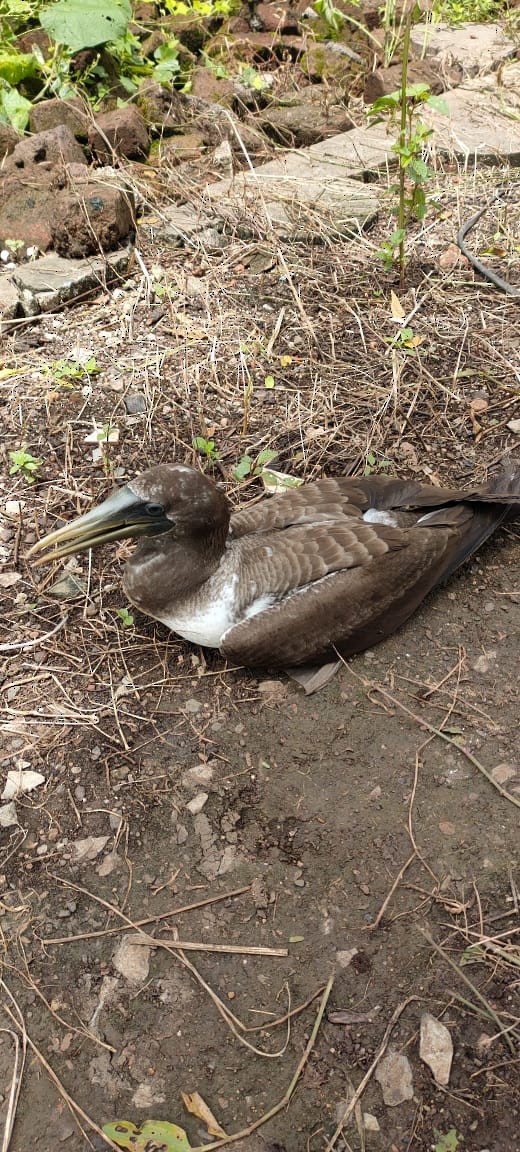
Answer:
[406,81,430,101]
[427,94,450,116]
[233,455,252,480]
[256,449,278,467]
[433,1129,461,1152]
[264,375,275,389]
[408,157,430,182]
[117,607,134,627]
[40,0,132,51]
[371,93,400,113]
[103,1119,193,1151]
[0,83,32,131]
[0,51,37,84]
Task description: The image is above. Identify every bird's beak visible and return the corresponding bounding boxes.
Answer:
[27,485,171,566]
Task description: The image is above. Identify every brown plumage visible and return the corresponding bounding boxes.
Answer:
[28,463,520,667]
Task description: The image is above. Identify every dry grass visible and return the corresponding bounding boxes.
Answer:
[0,148,519,1150]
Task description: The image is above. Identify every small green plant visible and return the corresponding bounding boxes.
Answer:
[239,64,268,92]
[4,237,24,254]
[117,607,134,628]
[434,0,501,23]
[233,449,278,482]
[433,1129,461,1152]
[9,447,42,484]
[46,356,100,386]
[364,451,392,476]
[313,0,345,35]
[192,436,219,460]
[370,6,448,285]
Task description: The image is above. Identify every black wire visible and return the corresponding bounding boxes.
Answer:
[456,187,520,298]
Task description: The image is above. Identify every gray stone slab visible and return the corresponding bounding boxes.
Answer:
[423,73,520,164]
[12,247,133,314]
[410,21,515,77]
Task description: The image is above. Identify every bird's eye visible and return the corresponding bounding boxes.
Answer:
[145,502,165,517]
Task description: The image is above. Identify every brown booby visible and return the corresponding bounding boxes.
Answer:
[28,464,519,667]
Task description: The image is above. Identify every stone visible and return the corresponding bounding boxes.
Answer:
[162,11,212,54]
[422,76,520,164]
[51,181,135,257]
[29,97,89,138]
[335,947,358,967]
[364,59,446,104]
[200,150,380,239]
[190,66,235,108]
[0,123,19,160]
[410,21,515,79]
[375,1048,414,1106]
[491,763,517,785]
[70,835,109,862]
[0,802,19,828]
[261,86,354,146]
[88,106,150,161]
[6,124,87,171]
[0,277,22,332]
[124,393,147,415]
[182,763,215,790]
[302,39,361,81]
[11,248,133,315]
[420,1012,453,1086]
[156,131,206,165]
[137,79,185,130]
[113,936,151,984]
[132,0,160,21]
[0,173,55,252]
[256,1,300,33]
[15,26,52,56]
[186,791,209,815]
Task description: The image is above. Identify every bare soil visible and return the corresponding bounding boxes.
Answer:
[1,170,519,1152]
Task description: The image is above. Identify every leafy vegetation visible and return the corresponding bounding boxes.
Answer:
[9,446,42,483]
[233,448,277,481]
[0,0,237,130]
[192,435,219,460]
[369,6,448,285]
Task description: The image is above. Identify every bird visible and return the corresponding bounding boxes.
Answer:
[28,462,519,668]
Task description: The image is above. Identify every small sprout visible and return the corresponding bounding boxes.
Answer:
[364,452,392,476]
[239,65,268,91]
[433,1130,461,1152]
[9,448,42,484]
[4,238,24,254]
[264,375,275,389]
[117,607,134,628]
[192,436,219,460]
[279,354,293,367]
[46,357,100,388]
[233,449,278,483]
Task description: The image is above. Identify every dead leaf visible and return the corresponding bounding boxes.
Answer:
[469,397,488,415]
[181,1092,227,1138]
[70,835,109,862]
[438,821,456,836]
[438,243,468,271]
[0,572,21,588]
[2,769,45,800]
[390,290,405,319]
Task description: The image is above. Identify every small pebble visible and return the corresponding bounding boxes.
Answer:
[186,792,208,815]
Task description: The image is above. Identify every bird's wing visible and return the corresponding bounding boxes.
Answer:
[221,520,455,667]
[222,486,515,667]
[229,471,520,539]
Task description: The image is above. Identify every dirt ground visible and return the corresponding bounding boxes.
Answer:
[1,166,520,1152]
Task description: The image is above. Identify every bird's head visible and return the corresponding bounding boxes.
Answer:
[28,464,230,566]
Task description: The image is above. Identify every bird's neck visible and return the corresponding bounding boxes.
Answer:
[123,526,228,615]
